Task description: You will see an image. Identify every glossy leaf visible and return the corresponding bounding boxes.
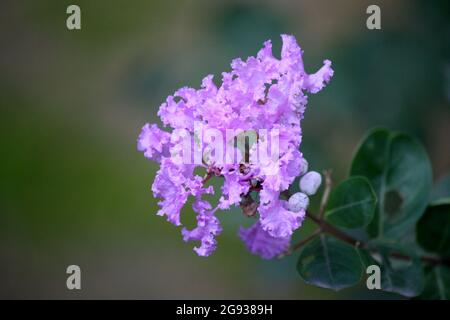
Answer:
[416,200,450,257]
[416,265,450,300]
[366,240,425,297]
[350,128,432,239]
[325,176,377,229]
[297,234,363,290]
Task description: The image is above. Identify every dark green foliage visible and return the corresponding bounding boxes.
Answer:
[325,176,376,229]
[295,128,449,299]
[297,235,363,290]
[350,128,432,239]
[417,200,450,257]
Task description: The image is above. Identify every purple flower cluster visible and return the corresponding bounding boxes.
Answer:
[137,35,333,258]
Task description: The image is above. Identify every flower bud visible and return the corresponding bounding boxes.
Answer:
[299,171,322,195]
[288,192,310,212]
[299,158,309,177]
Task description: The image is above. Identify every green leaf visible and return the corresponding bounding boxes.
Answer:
[367,241,425,297]
[416,200,450,257]
[325,176,377,229]
[297,234,363,290]
[350,128,432,239]
[416,265,450,300]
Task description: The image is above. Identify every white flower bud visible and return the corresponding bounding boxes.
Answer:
[299,171,322,195]
[288,192,310,212]
[299,158,309,177]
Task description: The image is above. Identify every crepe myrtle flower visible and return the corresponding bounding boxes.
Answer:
[137,34,333,258]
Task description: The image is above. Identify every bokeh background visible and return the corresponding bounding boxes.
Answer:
[1,0,449,299]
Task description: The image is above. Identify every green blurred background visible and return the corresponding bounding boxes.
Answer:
[0,0,449,299]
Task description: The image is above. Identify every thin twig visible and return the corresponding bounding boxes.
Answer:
[300,211,450,267]
[277,229,322,259]
[242,168,450,267]
[306,211,360,247]
[202,171,213,184]
[319,170,332,219]
[291,229,322,252]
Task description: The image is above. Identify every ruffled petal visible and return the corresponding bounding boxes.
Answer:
[259,199,306,238]
[137,123,170,162]
[182,200,222,256]
[240,221,290,259]
[304,59,334,94]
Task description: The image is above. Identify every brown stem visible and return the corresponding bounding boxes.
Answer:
[293,211,450,267]
[291,229,322,252]
[319,170,332,219]
[388,251,446,266]
[306,211,361,247]
[277,229,321,259]
[202,172,213,184]
[202,170,225,184]
[244,170,450,267]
